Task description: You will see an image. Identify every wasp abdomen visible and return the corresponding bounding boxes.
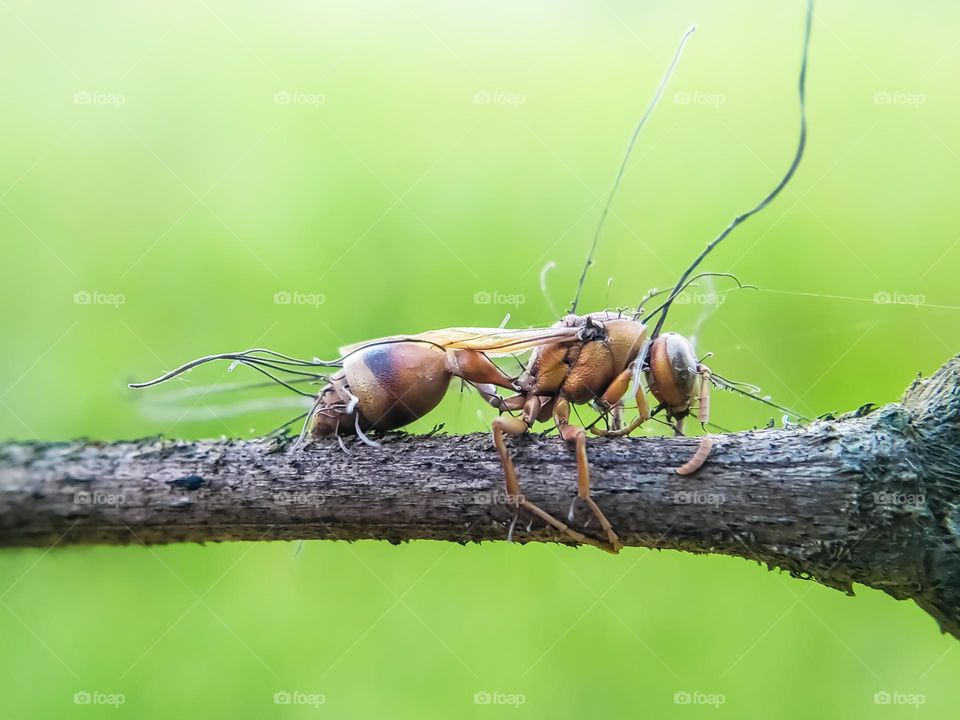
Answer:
[345,343,451,431]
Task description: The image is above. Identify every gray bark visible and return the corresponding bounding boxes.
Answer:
[1,355,959,639]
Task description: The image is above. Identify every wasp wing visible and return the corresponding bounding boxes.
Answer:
[338,326,580,357]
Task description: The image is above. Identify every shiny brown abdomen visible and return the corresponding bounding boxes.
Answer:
[344,342,452,431]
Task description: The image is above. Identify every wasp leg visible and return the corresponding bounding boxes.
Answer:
[696,364,712,425]
[592,367,650,438]
[449,350,518,390]
[554,398,622,553]
[610,402,624,432]
[491,408,605,551]
[476,386,526,413]
[675,365,714,475]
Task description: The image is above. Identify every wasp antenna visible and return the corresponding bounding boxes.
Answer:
[568,24,696,315]
[642,272,757,319]
[651,0,813,338]
[710,372,812,422]
[130,350,329,399]
[133,375,322,403]
[128,347,339,390]
[128,351,254,388]
[711,374,761,394]
[231,360,319,398]
[235,347,339,368]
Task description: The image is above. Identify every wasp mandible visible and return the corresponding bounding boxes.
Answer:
[132,0,815,553]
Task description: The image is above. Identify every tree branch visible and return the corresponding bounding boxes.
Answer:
[2,355,959,638]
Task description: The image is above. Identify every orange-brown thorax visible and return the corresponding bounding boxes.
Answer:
[518,312,647,405]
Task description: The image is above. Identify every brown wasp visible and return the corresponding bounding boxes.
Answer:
[132,1,814,553]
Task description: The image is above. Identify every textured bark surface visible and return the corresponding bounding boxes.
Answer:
[1,355,959,638]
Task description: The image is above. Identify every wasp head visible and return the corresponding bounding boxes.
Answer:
[645,332,700,417]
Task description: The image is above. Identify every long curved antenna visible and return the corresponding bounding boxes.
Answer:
[128,348,341,389]
[139,375,323,402]
[568,24,696,315]
[639,272,757,320]
[230,361,320,398]
[129,333,462,399]
[710,372,812,421]
[651,0,813,338]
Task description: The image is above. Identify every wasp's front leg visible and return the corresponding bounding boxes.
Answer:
[553,397,622,553]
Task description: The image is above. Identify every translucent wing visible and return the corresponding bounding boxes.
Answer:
[339,326,581,357]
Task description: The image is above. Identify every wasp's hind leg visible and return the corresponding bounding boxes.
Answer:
[491,398,605,551]
[553,398,622,553]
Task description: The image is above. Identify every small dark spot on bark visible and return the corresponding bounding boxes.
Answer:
[168,475,204,491]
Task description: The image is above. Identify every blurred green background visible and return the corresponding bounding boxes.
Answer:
[2,0,959,717]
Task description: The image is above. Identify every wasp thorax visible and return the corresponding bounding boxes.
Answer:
[645,332,699,416]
